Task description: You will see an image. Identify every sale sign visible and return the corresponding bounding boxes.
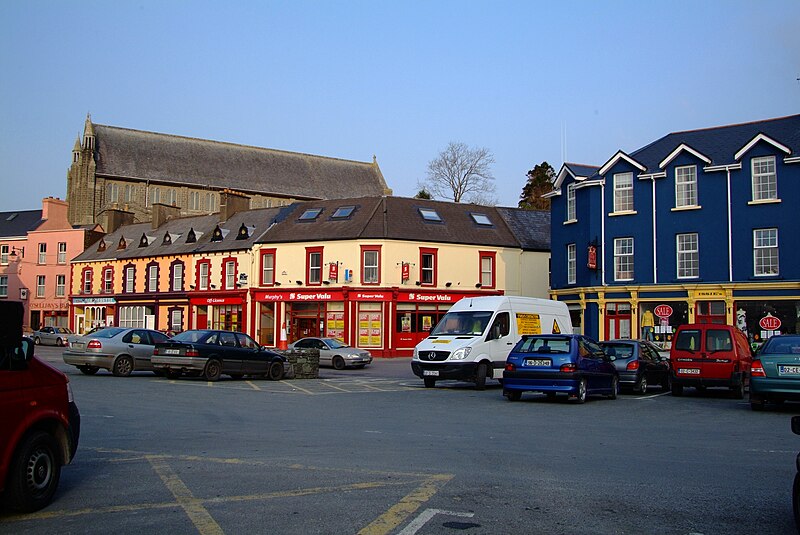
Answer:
[759,314,781,331]
[654,304,673,318]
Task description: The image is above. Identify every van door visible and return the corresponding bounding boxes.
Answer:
[702,328,735,379]
[485,311,513,376]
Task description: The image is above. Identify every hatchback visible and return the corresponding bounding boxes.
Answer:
[600,339,670,393]
[62,327,171,376]
[503,334,618,403]
[750,335,800,410]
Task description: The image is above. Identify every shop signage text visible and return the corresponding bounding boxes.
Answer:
[402,292,454,302]
[255,291,345,302]
[654,304,673,318]
[691,289,726,299]
[354,292,388,301]
[190,297,243,305]
[73,297,117,305]
[759,315,781,331]
[30,301,69,310]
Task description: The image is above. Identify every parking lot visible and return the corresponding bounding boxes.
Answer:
[1,345,797,534]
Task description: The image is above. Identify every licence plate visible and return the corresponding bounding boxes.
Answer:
[678,368,701,375]
[524,358,551,367]
[165,349,180,355]
[423,370,439,376]
[779,365,800,375]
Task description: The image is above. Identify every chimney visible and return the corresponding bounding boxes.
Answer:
[219,189,251,221]
[151,202,182,229]
[42,197,69,224]
[100,207,135,234]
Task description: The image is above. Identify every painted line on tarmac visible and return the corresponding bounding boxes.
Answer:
[634,391,672,400]
[245,380,261,391]
[283,381,315,394]
[319,381,351,392]
[397,508,475,535]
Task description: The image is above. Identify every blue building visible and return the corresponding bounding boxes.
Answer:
[545,114,800,347]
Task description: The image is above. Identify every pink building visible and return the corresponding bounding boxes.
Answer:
[0,198,101,332]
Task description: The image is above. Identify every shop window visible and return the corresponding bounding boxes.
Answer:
[361,245,380,285]
[479,251,496,288]
[147,262,159,293]
[169,308,183,333]
[171,260,184,292]
[420,248,437,286]
[357,303,383,348]
[613,238,634,281]
[261,249,276,286]
[753,228,779,276]
[306,247,323,286]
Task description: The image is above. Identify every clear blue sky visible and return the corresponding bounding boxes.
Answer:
[1,0,798,212]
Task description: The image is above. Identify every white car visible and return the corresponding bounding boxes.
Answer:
[31,326,73,347]
[288,337,372,370]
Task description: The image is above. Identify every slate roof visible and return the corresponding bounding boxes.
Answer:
[92,124,392,200]
[563,163,600,178]
[495,208,550,251]
[0,210,43,238]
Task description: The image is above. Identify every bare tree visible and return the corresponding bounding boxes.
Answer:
[418,142,496,204]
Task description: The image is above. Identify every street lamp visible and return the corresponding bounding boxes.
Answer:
[9,246,24,259]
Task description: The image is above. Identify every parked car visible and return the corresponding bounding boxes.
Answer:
[288,337,372,369]
[31,326,73,347]
[669,324,752,398]
[66,325,108,347]
[62,327,171,376]
[1,301,80,513]
[151,329,293,381]
[792,416,800,530]
[600,339,670,393]
[750,335,800,410]
[503,334,618,403]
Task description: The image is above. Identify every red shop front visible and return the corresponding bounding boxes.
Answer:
[189,293,247,332]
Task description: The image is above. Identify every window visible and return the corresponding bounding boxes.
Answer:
[479,251,496,288]
[36,275,45,298]
[167,188,177,206]
[83,268,93,294]
[675,165,697,208]
[0,244,7,265]
[752,156,777,201]
[106,183,119,205]
[419,208,442,222]
[306,248,322,285]
[754,228,779,276]
[567,244,576,284]
[260,250,275,286]
[613,172,634,212]
[150,186,161,206]
[124,184,133,203]
[189,191,201,210]
[299,208,323,221]
[614,238,634,281]
[225,260,236,289]
[332,206,355,218]
[148,264,159,293]
[125,265,136,293]
[57,242,67,264]
[38,243,46,264]
[170,309,183,333]
[676,233,699,279]
[172,262,184,291]
[361,246,380,284]
[470,213,493,226]
[56,274,66,297]
[0,275,7,297]
[420,248,437,286]
[566,183,576,222]
[205,192,218,212]
[103,267,113,294]
[198,261,210,290]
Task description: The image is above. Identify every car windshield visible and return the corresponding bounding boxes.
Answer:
[91,327,126,339]
[599,343,635,359]
[515,336,571,354]
[172,330,214,343]
[324,339,349,349]
[430,311,493,336]
[760,336,800,355]
[55,327,72,334]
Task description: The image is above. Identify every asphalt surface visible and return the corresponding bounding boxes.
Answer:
[1,345,797,534]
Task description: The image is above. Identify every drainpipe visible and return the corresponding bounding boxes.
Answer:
[726,168,733,282]
[601,180,606,286]
[652,176,657,283]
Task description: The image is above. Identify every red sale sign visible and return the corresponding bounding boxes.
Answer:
[653,304,673,318]
[759,315,781,331]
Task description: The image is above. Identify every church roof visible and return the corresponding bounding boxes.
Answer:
[90,124,392,200]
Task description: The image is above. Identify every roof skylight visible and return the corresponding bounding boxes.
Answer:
[418,208,442,222]
[470,213,492,226]
[331,206,355,219]
[299,208,323,221]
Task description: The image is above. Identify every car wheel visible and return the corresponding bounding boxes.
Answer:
[423,377,436,388]
[504,389,522,402]
[56,337,64,347]
[77,365,99,375]
[731,380,745,400]
[636,374,647,394]
[609,376,619,400]
[571,377,587,404]
[671,382,683,396]
[34,337,41,345]
[204,359,222,381]
[475,362,488,391]
[268,361,284,381]
[332,356,346,370]
[112,355,134,377]
[4,431,62,513]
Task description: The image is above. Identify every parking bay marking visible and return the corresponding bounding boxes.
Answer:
[397,508,475,535]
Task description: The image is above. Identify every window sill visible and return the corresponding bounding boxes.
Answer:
[563,219,578,225]
[748,199,781,205]
[608,210,637,217]
[671,205,701,212]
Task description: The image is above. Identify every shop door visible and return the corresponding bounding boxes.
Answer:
[696,301,726,324]
[605,303,632,340]
[293,317,319,340]
[196,307,208,330]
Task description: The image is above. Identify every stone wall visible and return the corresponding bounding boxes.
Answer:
[280,349,320,379]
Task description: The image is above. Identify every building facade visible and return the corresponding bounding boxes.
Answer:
[546,114,800,346]
[66,115,393,227]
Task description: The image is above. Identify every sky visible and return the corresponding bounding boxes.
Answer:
[1,0,798,212]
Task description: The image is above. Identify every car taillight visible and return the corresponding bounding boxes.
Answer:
[751,360,766,377]
[185,349,200,357]
[505,363,516,372]
[153,347,160,355]
[560,363,577,372]
[87,340,102,349]
[626,360,639,371]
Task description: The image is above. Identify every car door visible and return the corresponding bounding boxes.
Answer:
[236,333,264,374]
[217,331,243,375]
[316,339,332,366]
[122,329,158,370]
[642,343,667,384]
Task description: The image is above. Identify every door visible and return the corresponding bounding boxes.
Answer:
[236,333,264,375]
[294,318,318,340]
[196,306,208,330]
[696,301,726,324]
[605,303,632,340]
[217,331,243,375]
[486,312,513,377]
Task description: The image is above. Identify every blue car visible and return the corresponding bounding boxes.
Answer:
[503,334,619,403]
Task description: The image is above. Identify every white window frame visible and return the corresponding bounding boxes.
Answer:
[363,250,379,284]
[199,263,209,290]
[567,244,576,284]
[0,275,7,297]
[38,243,46,265]
[261,253,274,286]
[225,261,236,289]
[753,228,779,276]
[103,268,113,294]
[172,263,183,291]
[170,309,183,332]
[125,266,135,293]
[421,253,435,285]
[751,156,777,201]
[675,165,697,208]
[676,233,699,279]
[614,237,634,282]
[56,274,66,297]
[148,265,158,293]
[36,275,46,298]
[58,242,67,264]
[480,255,494,287]
[566,183,576,222]
[0,244,8,265]
[613,172,634,212]
[83,270,93,294]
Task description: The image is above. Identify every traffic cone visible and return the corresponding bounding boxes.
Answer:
[278,322,288,350]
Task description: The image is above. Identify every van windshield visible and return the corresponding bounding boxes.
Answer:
[430,311,493,336]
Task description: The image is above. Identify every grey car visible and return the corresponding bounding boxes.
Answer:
[62,327,171,376]
[289,337,373,370]
[32,326,73,347]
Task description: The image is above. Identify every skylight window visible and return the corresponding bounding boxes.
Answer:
[418,208,442,222]
[331,206,355,219]
[299,208,323,221]
[470,213,492,226]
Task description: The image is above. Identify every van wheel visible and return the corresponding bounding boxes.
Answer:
[424,377,436,388]
[5,431,62,513]
[204,359,222,381]
[731,381,745,400]
[571,377,587,404]
[332,356,346,370]
[77,365,99,375]
[671,382,683,396]
[475,362,488,391]
[112,355,133,377]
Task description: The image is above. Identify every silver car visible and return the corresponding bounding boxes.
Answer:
[63,327,171,376]
[32,326,73,347]
[288,337,373,370]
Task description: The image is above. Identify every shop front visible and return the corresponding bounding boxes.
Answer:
[189,294,247,333]
[30,299,69,330]
[71,296,117,334]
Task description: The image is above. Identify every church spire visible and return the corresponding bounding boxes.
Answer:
[83,113,95,150]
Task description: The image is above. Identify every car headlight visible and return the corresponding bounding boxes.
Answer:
[450,347,472,361]
[413,347,418,359]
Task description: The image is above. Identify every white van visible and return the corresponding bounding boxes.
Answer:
[411,296,572,389]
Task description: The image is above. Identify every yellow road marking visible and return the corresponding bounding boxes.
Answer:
[206,381,214,387]
[320,381,351,392]
[146,455,223,535]
[245,380,261,391]
[283,381,315,394]
[357,473,454,535]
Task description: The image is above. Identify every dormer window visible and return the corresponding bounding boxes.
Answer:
[331,206,355,219]
[139,233,150,248]
[98,239,107,252]
[470,213,492,226]
[236,223,250,240]
[162,232,172,245]
[211,226,224,242]
[186,228,197,243]
[299,208,323,221]
[117,237,127,250]
[419,208,442,222]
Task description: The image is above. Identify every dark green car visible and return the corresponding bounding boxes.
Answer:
[750,335,800,410]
